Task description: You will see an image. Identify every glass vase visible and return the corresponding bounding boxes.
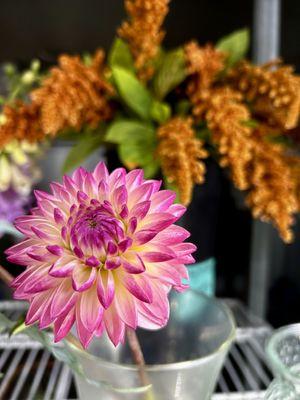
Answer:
[265,324,300,399]
[67,290,235,400]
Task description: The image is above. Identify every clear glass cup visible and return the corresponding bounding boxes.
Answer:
[265,323,300,399]
[67,290,236,400]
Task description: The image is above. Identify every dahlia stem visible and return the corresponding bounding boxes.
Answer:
[126,328,155,400]
[0,264,13,286]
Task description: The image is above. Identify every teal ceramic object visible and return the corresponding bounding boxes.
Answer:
[187,257,216,296]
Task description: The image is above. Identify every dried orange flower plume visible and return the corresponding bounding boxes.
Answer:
[119,0,170,81]
[0,102,43,149]
[246,136,298,243]
[31,49,114,136]
[185,41,225,119]
[205,87,254,191]
[157,117,208,205]
[228,60,300,130]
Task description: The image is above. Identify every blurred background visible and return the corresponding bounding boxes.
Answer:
[0,0,299,327]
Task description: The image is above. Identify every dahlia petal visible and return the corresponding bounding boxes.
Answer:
[54,308,76,343]
[50,280,78,319]
[80,285,103,332]
[107,241,118,255]
[85,256,100,267]
[93,161,109,183]
[72,167,87,190]
[73,246,84,259]
[130,200,151,220]
[83,172,97,198]
[50,183,71,204]
[105,258,121,271]
[133,229,158,245]
[111,185,128,212]
[152,225,190,246]
[95,320,105,337]
[46,245,64,256]
[62,175,78,197]
[97,180,109,202]
[76,304,94,349]
[125,169,144,191]
[171,242,197,256]
[118,238,133,253]
[119,204,129,219]
[108,168,126,190]
[104,302,125,347]
[39,291,56,329]
[167,204,186,219]
[149,190,176,213]
[142,252,174,262]
[97,271,114,309]
[25,289,54,325]
[147,262,189,287]
[136,281,170,329]
[174,254,196,264]
[115,287,137,329]
[128,182,156,207]
[122,274,153,303]
[49,257,77,277]
[26,250,49,262]
[140,212,177,232]
[14,216,47,236]
[141,244,176,262]
[23,273,57,295]
[11,266,36,289]
[77,190,89,204]
[31,226,52,241]
[122,252,145,274]
[5,238,39,256]
[72,265,97,292]
[128,217,137,235]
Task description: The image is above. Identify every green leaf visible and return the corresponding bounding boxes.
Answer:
[62,128,104,173]
[112,67,153,120]
[216,28,250,68]
[150,100,171,123]
[105,119,159,178]
[105,119,154,144]
[108,38,135,73]
[153,48,187,100]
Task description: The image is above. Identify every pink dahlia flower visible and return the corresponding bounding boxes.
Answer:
[6,163,195,348]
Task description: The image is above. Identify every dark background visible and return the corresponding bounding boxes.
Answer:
[0,0,299,326]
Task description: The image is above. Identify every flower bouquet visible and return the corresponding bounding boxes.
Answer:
[0,0,299,398]
[0,0,300,242]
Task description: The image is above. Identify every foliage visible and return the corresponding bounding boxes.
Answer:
[106,119,159,178]
[216,28,250,68]
[62,126,106,173]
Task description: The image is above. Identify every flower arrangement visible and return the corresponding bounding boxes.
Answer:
[0,0,299,245]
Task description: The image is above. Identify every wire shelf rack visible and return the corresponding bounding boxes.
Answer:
[0,300,273,400]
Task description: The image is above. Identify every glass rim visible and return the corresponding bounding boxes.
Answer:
[266,323,300,383]
[66,290,236,372]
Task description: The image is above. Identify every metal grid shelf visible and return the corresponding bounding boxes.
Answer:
[0,300,273,400]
